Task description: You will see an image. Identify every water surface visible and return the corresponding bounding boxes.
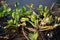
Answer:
[6,0,56,9]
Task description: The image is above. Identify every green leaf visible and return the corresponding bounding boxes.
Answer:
[21,17,29,21]
[44,11,49,17]
[5,24,12,28]
[28,32,38,40]
[12,11,15,19]
[46,15,53,24]
[55,16,58,20]
[0,12,4,17]
[28,21,36,27]
[49,15,53,23]
[0,7,5,17]
[44,6,48,11]
[1,13,4,17]
[14,20,17,24]
[35,20,39,27]
[24,10,31,15]
[21,22,26,26]
[37,5,43,15]
[15,2,19,7]
[8,19,13,24]
[12,9,20,25]
[21,6,26,13]
[28,4,33,8]
[31,14,37,22]
[12,9,20,21]
[44,6,50,17]
[6,7,11,13]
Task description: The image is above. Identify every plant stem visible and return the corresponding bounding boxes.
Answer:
[28,21,36,27]
[22,27,29,40]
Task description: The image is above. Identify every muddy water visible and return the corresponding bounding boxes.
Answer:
[6,0,56,9]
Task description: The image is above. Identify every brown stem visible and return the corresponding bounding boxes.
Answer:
[25,27,36,32]
[22,27,29,40]
[50,3,55,10]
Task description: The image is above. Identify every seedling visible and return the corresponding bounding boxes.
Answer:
[0,2,60,40]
